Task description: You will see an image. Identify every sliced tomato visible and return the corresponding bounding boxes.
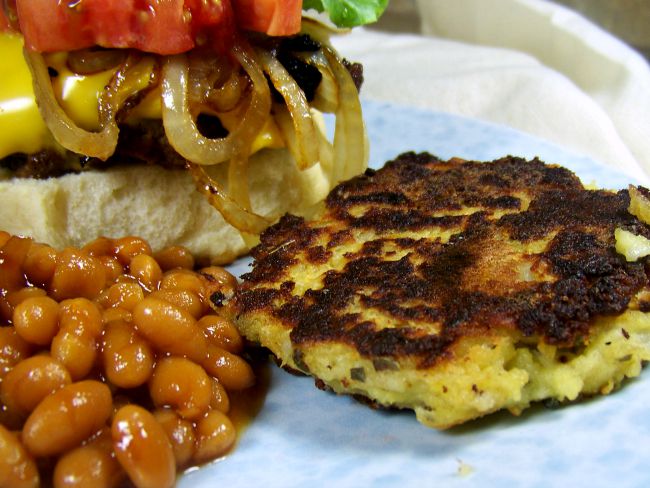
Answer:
[15,0,233,54]
[15,0,91,52]
[233,0,302,36]
[14,0,301,54]
[187,0,237,54]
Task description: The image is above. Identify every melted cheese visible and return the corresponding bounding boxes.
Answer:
[0,31,283,160]
[0,34,55,157]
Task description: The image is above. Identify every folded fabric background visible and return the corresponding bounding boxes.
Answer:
[332,0,650,183]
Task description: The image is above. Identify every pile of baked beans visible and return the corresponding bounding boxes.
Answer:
[0,230,255,488]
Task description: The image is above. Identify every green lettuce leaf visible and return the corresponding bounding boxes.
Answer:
[303,0,389,28]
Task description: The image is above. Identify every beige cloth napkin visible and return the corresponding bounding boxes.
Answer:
[332,0,650,183]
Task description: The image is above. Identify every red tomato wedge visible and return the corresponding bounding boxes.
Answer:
[233,0,302,37]
[16,0,195,54]
[13,0,302,55]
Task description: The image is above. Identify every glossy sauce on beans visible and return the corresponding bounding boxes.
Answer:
[0,232,266,487]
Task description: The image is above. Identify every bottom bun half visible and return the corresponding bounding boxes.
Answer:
[0,148,331,265]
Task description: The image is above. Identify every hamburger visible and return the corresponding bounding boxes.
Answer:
[0,0,388,264]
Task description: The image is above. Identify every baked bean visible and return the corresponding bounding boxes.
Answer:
[98,256,125,284]
[0,424,39,488]
[210,378,230,413]
[132,297,207,361]
[154,246,195,271]
[50,249,107,301]
[0,286,47,323]
[3,288,47,327]
[101,307,132,326]
[1,355,71,416]
[99,282,145,312]
[153,409,196,468]
[114,237,152,267]
[160,269,205,297]
[51,329,97,381]
[193,410,236,464]
[197,314,244,353]
[128,254,162,291]
[0,327,32,380]
[149,357,211,420]
[59,298,104,338]
[199,266,238,297]
[149,289,205,319]
[22,380,112,457]
[6,287,47,311]
[23,243,58,288]
[82,236,115,257]
[112,405,175,488]
[50,299,103,379]
[113,273,140,286]
[0,235,30,293]
[203,345,255,391]
[13,296,60,346]
[53,428,124,488]
[102,321,154,388]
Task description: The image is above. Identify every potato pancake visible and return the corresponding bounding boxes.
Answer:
[227,152,650,429]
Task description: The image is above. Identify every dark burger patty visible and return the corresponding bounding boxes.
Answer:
[0,120,187,179]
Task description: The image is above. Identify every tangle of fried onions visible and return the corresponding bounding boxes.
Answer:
[161,45,271,166]
[24,29,367,237]
[161,44,275,232]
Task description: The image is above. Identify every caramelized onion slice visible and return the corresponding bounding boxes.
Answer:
[228,152,252,211]
[309,63,339,114]
[187,163,270,235]
[23,48,119,160]
[322,45,368,183]
[257,49,320,171]
[101,54,158,125]
[161,45,271,166]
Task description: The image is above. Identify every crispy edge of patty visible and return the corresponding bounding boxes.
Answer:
[235,306,650,428]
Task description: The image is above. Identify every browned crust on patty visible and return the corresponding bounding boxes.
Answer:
[231,153,650,368]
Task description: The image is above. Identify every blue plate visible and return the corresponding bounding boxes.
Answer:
[180,100,648,488]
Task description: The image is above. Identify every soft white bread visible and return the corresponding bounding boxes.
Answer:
[0,148,331,264]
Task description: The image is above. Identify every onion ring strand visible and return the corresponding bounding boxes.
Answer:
[23,48,119,160]
[187,163,269,234]
[257,48,320,171]
[322,45,368,183]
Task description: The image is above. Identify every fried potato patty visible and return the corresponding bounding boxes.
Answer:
[228,153,650,428]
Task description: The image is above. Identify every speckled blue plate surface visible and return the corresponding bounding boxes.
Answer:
[179,100,649,488]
